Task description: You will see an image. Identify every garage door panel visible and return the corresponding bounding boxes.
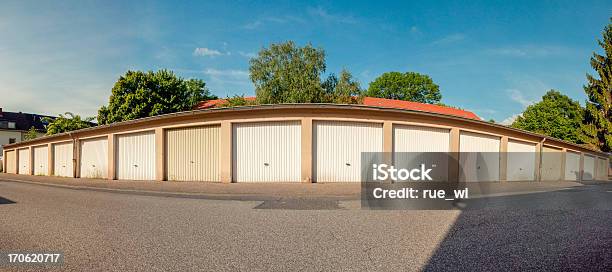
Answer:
[167,126,220,182]
[393,125,450,181]
[565,152,580,181]
[315,121,383,182]
[6,150,16,174]
[582,155,595,181]
[54,142,74,177]
[117,131,155,181]
[233,121,301,182]
[18,148,30,175]
[80,137,108,179]
[33,146,49,175]
[541,147,562,181]
[459,132,500,182]
[507,140,536,181]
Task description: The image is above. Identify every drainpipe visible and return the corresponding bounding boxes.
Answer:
[538,138,546,182]
[69,132,77,178]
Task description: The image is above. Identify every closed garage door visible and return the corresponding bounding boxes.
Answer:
[507,140,536,181]
[54,142,73,177]
[459,132,500,182]
[596,157,607,180]
[233,121,301,182]
[583,155,595,181]
[167,125,220,182]
[33,145,48,175]
[18,148,30,175]
[541,147,563,181]
[117,131,155,181]
[80,137,108,179]
[393,125,450,181]
[314,121,383,182]
[6,150,16,174]
[565,151,580,181]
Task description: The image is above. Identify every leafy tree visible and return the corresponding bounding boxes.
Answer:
[579,18,612,151]
[322,69,363,104]
[24,127,40,140]
[249,41,327,104]
[43,112,94,135]
[365,71,442,104]
[512,90,584,143]
[97,70,216,124]
[219,95,258,107]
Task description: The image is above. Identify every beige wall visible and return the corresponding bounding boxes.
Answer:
[2,105,609,181]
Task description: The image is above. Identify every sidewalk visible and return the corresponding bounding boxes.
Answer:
[0,173,598,201]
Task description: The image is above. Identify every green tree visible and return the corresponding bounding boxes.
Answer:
[249,41,327,104]
[97,70,216,124]
[512,90,585,143]
[322,69,363,104]
[43,112,94,135]
[24,126,40,140]
[579,18,612,151]
[365,71,442,104]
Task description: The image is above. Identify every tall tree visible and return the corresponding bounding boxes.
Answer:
[97,70,216,124]
[249,41,327,104]
[323,69,362,104]
[43,112,94,135]
[580,18,612,151]
[512,90,584,143]
[365,71,442,104]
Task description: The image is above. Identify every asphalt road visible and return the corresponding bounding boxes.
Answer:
[0,181,610,271]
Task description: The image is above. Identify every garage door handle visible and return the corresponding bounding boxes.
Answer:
[346,163,351,166]
[92,165,96,168]
[133,165,138,167]
[264,163,269,166]
[190,161,194,164]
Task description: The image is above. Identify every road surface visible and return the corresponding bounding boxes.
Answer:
[0,180,610,271]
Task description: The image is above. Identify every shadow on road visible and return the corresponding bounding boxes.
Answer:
[0,196,16,205]
[422,187,612,271]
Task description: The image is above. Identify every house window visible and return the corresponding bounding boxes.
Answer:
[8,122,16,129]
[9,138,16,144]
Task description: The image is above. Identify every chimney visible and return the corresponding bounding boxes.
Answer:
[0,107,3,117]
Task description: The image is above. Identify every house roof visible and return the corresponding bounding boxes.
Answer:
[195,96,480,120]
[0,108,53,131]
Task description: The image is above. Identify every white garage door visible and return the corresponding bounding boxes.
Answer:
[583,155,595,181]
[541,147,563,181]
[117,131,156,181]
[6,150,16,174]
[54,142,74,177]
[314,121,383,182]
[33,145,49,176]
[393,125,450,181]
[506,140,536,181]
[80,137,108,179]
[167,125,220,182]
[18,148,30,175]
[597,157,607,180]
[233,121,301,182]
[564,152,580,181]
[459,132,500,182]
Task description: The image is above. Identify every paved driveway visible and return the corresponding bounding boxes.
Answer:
[0,181,610,271]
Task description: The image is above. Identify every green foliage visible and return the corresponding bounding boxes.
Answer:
[219,95,258,107]
[24,127,40,140]
[97,70,216,124]
[512,90,585,143]
[322,69,363,104]
[250,41,327,103]
[579,18,612,151]
[365,71,442,104]
[43,112,94,135]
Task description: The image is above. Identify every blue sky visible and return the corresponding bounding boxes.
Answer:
[1,0,610,124]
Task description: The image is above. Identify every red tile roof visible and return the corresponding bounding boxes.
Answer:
[195,96,480,120]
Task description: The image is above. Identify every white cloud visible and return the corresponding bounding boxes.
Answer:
[507,89,535,107]
[307,6,357,24]
[203,68,249,78]
[193,47,222,57]
[409,26,421,35]
[486,45,570,58]
[242,16,305,30]
[501,114,521,126]
[432,33,466,45]
[238,51,256,58]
